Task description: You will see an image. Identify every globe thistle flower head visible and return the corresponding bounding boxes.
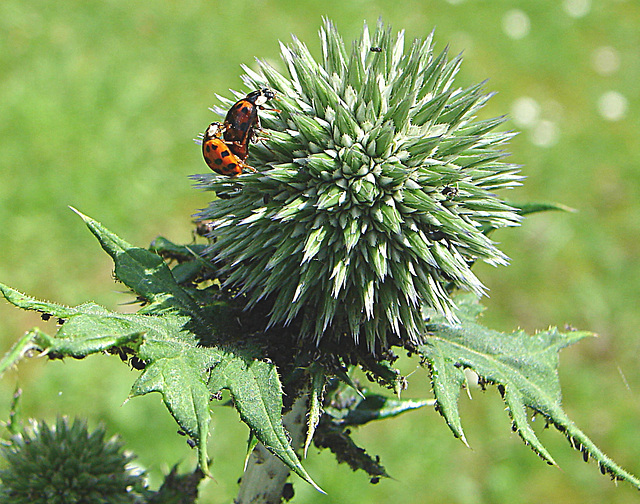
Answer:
[196,19,522,351]
[0,417,144,504]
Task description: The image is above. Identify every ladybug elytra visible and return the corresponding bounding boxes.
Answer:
[201,122,255,177]
[223,88,278,161]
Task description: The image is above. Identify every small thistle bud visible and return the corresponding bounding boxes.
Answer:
[0,417,145,504]
[195,19,522,350]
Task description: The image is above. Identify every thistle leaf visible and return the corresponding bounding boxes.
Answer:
[304,364,326,458]
[513,201,577,215]
[419,294,640,489]
[0,211,320,489]
[205,348,321,492]
[130,344,217,473]
[334,393,433,426]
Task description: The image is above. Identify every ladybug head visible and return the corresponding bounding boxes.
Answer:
[204,122,224,140]
[247,87,276,106]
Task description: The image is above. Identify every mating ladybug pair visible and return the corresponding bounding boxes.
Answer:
[201,88,278,177]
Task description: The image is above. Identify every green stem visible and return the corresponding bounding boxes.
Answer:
[236,393,309,504]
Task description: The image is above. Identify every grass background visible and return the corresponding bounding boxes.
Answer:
[1,0,639,502]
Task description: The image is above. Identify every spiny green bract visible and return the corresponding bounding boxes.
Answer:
[0,417,145,504]
[195,19,522,351]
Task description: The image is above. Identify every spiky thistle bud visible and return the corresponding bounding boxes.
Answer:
[0,417,145,504]
[195,19,521,351]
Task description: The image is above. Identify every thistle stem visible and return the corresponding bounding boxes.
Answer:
[236,393,309,504]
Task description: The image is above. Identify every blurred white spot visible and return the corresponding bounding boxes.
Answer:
[597,91,628,121]
[446,0,465,4]
[592,46,620,75]
[531,120,559,148]
[502,10,531,39]
[511,96,540,127]
[563,0,591,17]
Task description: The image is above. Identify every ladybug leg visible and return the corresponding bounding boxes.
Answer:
[251,116,272,140]
[241,161,257,173]
[220,121,234,137]
[250,121,276,156]
[214,121,228,135]
[254,133,276,156]
[258,105,281,113]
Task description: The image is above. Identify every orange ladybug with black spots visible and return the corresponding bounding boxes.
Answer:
[201,122,255,177]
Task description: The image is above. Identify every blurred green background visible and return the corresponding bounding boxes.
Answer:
[1,0,639,502]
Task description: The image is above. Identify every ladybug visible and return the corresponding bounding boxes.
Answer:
[223,88,278,161]
[201,122,255,177]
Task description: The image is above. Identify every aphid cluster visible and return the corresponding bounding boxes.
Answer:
[201,88,277,177]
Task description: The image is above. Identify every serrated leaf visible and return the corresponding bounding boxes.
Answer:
[512,201,576,215]
[426,341,468,445]
[149,236,208,260]
[334,368,365,399]
[0,211,321,490]
[314,421,390,480]
[359,357,407,397]
[0,283,83,320]
[304,364,326,458]
[69,207,207,321]
[0,281,218,474]
[205,348,321,491]
[0,328,47,378]
[419,294,640,489]
[339,393,432,426]
[130,348,218,473]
